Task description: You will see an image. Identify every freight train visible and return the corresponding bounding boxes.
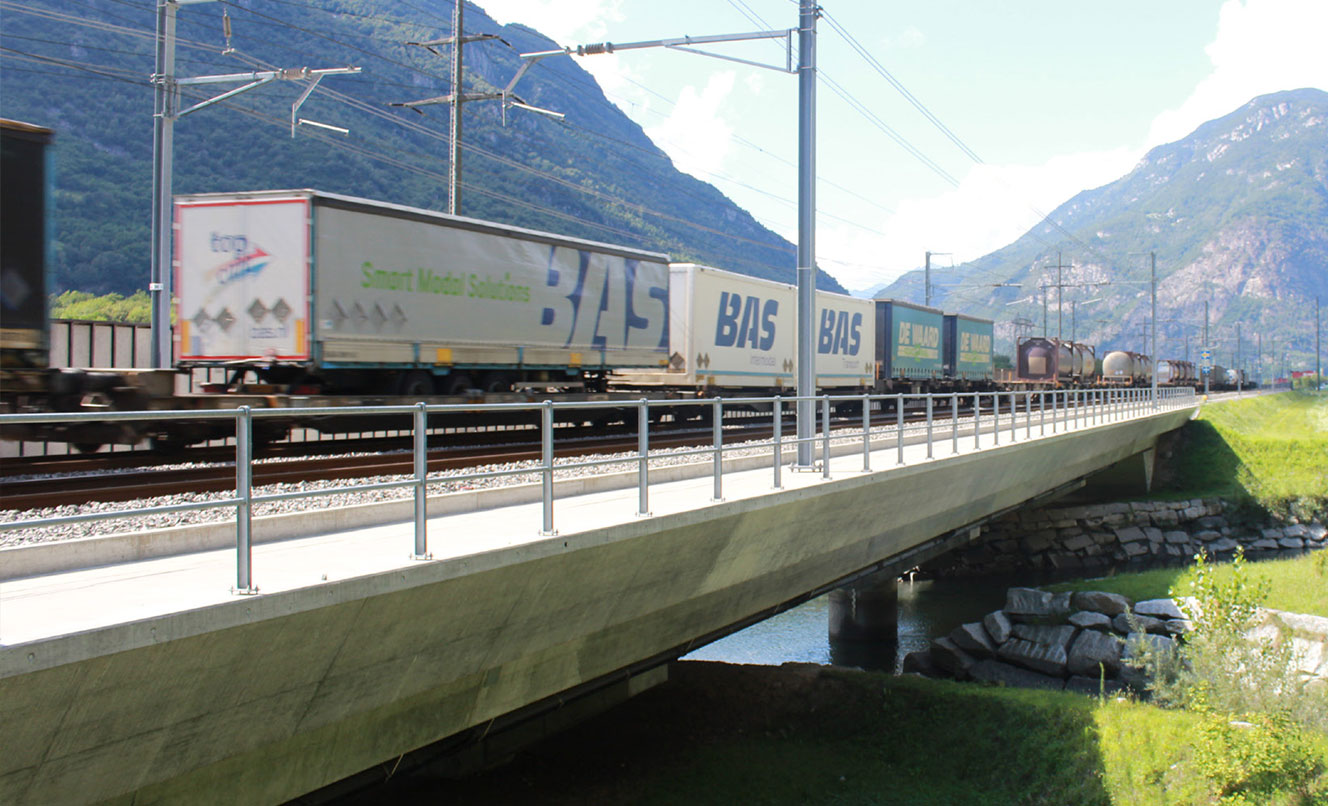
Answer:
[5,119,1222,452]
[1013,335,1249,391]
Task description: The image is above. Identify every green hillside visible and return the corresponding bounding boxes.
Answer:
[0,1,844,295]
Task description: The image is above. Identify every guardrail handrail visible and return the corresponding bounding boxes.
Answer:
[1,386,1197,593]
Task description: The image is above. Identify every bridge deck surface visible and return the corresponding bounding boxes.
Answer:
[0,403,1188,648]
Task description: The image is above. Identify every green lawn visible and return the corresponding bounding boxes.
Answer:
[390,664,1328,806]
[1162,392,1328,517]
[1050,551,1328,617]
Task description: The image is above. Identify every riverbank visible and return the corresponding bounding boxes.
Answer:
[357,661,1328,805]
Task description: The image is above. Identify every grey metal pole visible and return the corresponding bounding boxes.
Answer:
[1317,296,1322,391]
[540,401,555,535]
[773,397,784,488]
[1057,251,1063,342]
[795,0,818,468]
[973,392,981,449]
[712,397,724,501]
[896,393,905,464]
[1204,300,1210,396]
[862,394,871,471]
[234,405,254,593]
[1237,322,1242,396]
[1008,392,1015,442]
[1040,391,1045,435]
[449,0,463,214]
[1151,252,1158,408]
[150,0,178,369]
[637,399,650,516]
[1051,391,1058,433]
[925,394,933,458]
[993,393,1000,445]
[1025,392,1032,439]
[412,402,429,559]
[924,251,932,307]
[951,394,959,454]
[821,395,831,478]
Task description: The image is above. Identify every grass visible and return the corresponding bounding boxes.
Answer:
[1049,551,1328,617]
[378,663,1328,805]
[1160,391,1328,519]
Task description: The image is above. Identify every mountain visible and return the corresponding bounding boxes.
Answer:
[877,88,1328,373]
[0,1,845,295]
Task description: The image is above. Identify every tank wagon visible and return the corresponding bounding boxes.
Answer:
[1015,337,1095,385]
[1157,359,1195,385]
[1101,350,1152,384]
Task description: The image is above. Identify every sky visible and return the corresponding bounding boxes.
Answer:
[479,0,1328,293]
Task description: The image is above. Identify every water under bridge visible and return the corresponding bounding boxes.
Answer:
[0,390,1198,804]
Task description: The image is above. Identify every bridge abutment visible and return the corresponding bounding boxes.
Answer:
[828,572,898,643]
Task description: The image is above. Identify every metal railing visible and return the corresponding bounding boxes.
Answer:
[1,386,1197,593]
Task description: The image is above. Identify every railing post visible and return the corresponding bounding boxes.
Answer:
[412,402,431,560]
[925,393,934,459]
[773,396,783,489]
[712,397,724,501]
[1008,392,1016,442]
[1025,391,1032,440]
[637,398,651,517]
[1051,391,1058,433]
[821,395,832,479]
[233,405,256,594]
[540,400,556,535]
[861,394,871,471]
[993,392,1000,446]
[973,392,981,450]
[896,393,905,465]
[951,393,959,455]
[1040,391,1046,435]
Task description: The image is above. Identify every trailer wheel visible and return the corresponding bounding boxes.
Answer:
[441,374,474,396]
[396,370,436,398]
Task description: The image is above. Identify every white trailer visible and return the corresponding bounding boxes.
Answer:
[614,263,874,391]
[174,190,671,394]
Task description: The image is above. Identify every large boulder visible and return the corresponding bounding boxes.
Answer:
[1068,611,1113,631]
[1070,590,1131,616]
[1067,630,1123,677]
[949,622,997,658]
[930,637,977,677]
[983,610,1013,644]
[1134,598,1185,620]
[1011,624,1077,650]
[1112,613,1168,635]
[968,659,1064,691]
[997,638,1069,677]
[1004,588,1072,623]
[1119,633,1178,690]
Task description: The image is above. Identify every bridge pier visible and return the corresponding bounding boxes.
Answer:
[828,571,898,643]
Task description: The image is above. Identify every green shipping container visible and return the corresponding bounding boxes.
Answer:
[874,300,944,380]
[944,313,994,380]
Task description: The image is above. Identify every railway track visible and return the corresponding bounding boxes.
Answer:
[3,397,1103,511]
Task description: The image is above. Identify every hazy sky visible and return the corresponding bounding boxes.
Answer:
[481,0,1328,292]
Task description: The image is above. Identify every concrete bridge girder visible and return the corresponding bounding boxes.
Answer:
[0,409,1195,805]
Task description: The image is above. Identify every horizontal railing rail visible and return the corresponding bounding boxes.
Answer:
[1,386,1197,593]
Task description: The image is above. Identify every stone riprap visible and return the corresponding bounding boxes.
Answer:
[906,587,1187,692]
[925,498,1326,576]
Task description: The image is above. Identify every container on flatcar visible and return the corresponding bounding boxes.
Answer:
[1016,337,1058,382]
[1101,350,1136,383]
[0,119,55,378]
[617,263,874,391]
[1073,342,1097,378]
[942,313,994,382]
[174,190,672,394]
[875,299,944,383]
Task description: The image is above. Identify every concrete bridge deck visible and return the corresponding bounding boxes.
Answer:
[0,398,1198,805]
